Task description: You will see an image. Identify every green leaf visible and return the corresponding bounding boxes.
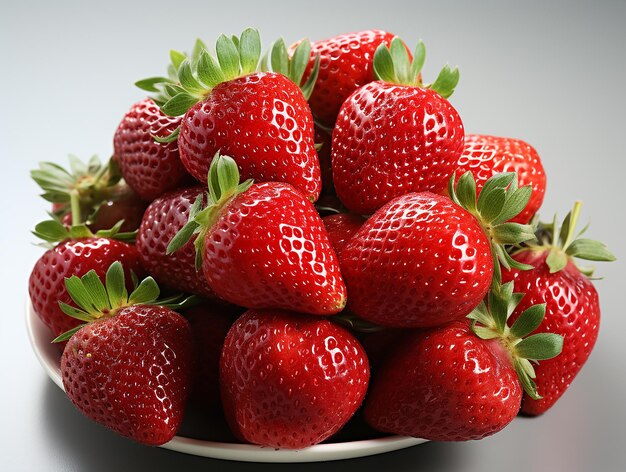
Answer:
[290,39,311,85]
[410,40,426,82]
[161,92,199,117]
[166,218,199,254]
[478,173,516,206]
[32,220,69,243]
[515,359,541,400]
[191,38,208,64]
[135,77,170,92]
[216,154,240,194]
[466,301,492,326]
[491,222,536,245]
[546,248,568,273]
[390,38,410,84]
[153,126,180,144]
[170,50,187,71]
[515,333,564,360]
[216,34,240,79]
[471,325,500,340]
[373,43,396,82]
[238,28,261,74]
[129,277,160,305]
[478,187,506,222]
[52,324,87,343]
[64,274,98,314]
[177,58,205,95]
[454,172,477,213]
[105,261,127,309]
[197,50,226,88]
[488,288,510,333]
[300,54,320,100]
[58,303,92,322]
[491,185,532,225]
[270,38,289,75]
[509,304,546,339]
[566,238,616,262]
[428,65,460,99]
[81,271,110,311]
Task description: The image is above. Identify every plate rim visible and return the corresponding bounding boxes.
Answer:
[25,297,426,462]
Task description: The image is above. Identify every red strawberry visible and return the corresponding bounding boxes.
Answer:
[113,98,191,201]
[298,30,401,128]
[322,213,365,256]
[365,283,563,441]
[502,202,615,415]
[452,135,546,223]
[340,172,537,328]
[29,222,143,339]
[183,303,242,411]
[141,29,321,201]
[32,155,146,233]
[332,38,464,215]
[135,186,217,299]
[220,309,370,448]
[314,124,334,195]
[57,262,193,445]
[169,153,346,315]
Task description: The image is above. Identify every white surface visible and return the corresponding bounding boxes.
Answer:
[25,299,426,463]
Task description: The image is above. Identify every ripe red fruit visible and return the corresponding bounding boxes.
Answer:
[140,29,321,201]
[452,135,546,223]
[183,303,242,411]
[332,38,464,215]
[169,153,346,315]
[502,202,615,415]
[365,284,563,441]
[58,263,193,445]
[136,186,217,299]
[113,98,191,201]
[28,223,143,338]
[322,213,365,256]
[220,309,370,448]
[300,30,401,128]
[340,172,537,328]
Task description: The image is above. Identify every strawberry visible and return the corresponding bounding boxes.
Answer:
[29,221,142,339]
[332,38,464,215]
[297,30,401,128]
[113,98,191,201]
[314,124,334,195]
[168,153,346,315]
[139,29,321,201]
[135,186,217,299]
[32,155,146,232]
[364,283,564,441]
[220,309,370,448]
[340,172,536,328]
[322,213,365,256]
[183,303,242,411]
[502,202,615,415]
[452,134,546,224]
[56,262,193,445]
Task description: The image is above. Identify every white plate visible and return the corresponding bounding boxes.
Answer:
[25,299,426,462]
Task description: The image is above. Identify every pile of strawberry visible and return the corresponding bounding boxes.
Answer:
[29,28,615,449]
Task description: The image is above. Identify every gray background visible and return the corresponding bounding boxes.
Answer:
[1,0,625,470]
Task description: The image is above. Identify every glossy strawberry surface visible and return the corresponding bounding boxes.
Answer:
[453,135,546,223]
[113,98,190,201]
[322,213,365,256]
[178,73,321,201]
[183,303,241,412]
[61,305,193,445]
[340,192,492,327]
[202,182,346,315]
[502,251,600,415]
[28,238,143,338]
[220,309,370,448]
[364,321,522,441]
[332,81,464,215]
[136,186,216,299]
[304,30,398,128]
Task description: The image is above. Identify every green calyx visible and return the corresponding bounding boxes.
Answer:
[31,155,126,226]
[448,171,538,286]
[520,201,616,276]
[373,38,460,98]
[53,261,198,343]
[260,37,320,100]
[166,152,253,269]
[468,282,564,400]
[32,218,137,247]
[136,28,262,118]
